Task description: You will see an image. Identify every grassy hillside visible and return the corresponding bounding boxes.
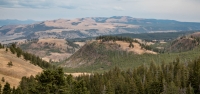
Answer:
[0,48,42,87]
[161,32,200,53]
[62,36,200,73]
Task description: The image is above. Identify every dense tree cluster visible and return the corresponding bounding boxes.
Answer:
[96,36,162,53]
[0,43,4,49]
[1,57,199,94]
[96,36,137,43]
[66,40,80,48]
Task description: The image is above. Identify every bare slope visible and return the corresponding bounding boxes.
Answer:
[0,48,42,87]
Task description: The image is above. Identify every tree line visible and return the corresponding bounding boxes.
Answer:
[0,57,199,94]
[96,36,137,43]
[96,36,161,53]
[0,43,54,69]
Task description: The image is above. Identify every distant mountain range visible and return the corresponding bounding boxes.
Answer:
[0,16,200,44]
[0,19,37,26]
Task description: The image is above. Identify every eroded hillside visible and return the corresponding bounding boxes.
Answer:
[19,38,84,62]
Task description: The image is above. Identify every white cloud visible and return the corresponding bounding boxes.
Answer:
[113,6,124,11]
[0,0,200,22]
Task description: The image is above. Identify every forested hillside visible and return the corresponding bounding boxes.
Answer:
[63,36,159,70]
[1,34,200,93]
[1,56,200,94]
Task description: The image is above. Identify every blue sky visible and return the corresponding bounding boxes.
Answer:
[0,0,200,22]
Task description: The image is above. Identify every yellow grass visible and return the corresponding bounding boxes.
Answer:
[38,38,67,48]
[42,52,71,62]
[65,72,91,77]
[115,41,157,54]
[43,18,139,32]
[0,49,42,87]
[74,42,85,46]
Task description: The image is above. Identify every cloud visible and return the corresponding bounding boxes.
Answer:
[59,5,77,9]
[113,6,124,11]
[0,0,200,22]
[0,0,77,9]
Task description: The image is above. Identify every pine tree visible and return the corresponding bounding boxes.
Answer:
[106,81,114,94]
[1,77,5,82]
[186,84,194,94]
[15,87,22,94]
[3,82,11,94]
[162,81,179,94]
[0,43,2,49]
[0,84,2,94]
[7,61,13,67]
[9,46,15,54]
[189,59,200,93]
[5,48,8,52]
[148,81,163,94]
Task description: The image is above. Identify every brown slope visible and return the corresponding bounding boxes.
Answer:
[0,48,42,87]
[166,32,200,52]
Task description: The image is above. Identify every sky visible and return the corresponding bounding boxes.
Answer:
[0,0,200,22]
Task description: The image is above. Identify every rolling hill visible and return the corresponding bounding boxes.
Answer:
[164,32,200,52]
[1,16,200,44]
[62,36,158,71]
[0,48,42,87]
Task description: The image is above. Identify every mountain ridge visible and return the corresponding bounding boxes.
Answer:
[1,16,200,44]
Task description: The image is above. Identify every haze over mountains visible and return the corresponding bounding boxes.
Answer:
[0,16,200,44]
[0,19,37,27]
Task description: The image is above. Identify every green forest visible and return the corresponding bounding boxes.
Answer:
[0,57,200,94]
[1,34,200,94]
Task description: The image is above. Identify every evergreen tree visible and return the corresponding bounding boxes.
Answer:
[9,46,15,54]
[7,61,13,67]
[162,81,179,94]
[3,82,11,94]
[5,48,8,52]
[189,59,200,93]
[0,84,2,94]
[1,77,5,82]
[186,84,195,94]
[0,43,2,49]
[106,81,114,94]
[15,87,22,94]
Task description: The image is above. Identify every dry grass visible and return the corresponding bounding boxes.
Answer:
[37,38,67,49]
[42,52,71,62]
[43,18,139,33]
[191,32,200,38]
[0,49,42,87]
[115,41,157,54]
[23,38,72,62]
[65,72,91,77]
[74,42,85,46]
[96,40,157,54]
